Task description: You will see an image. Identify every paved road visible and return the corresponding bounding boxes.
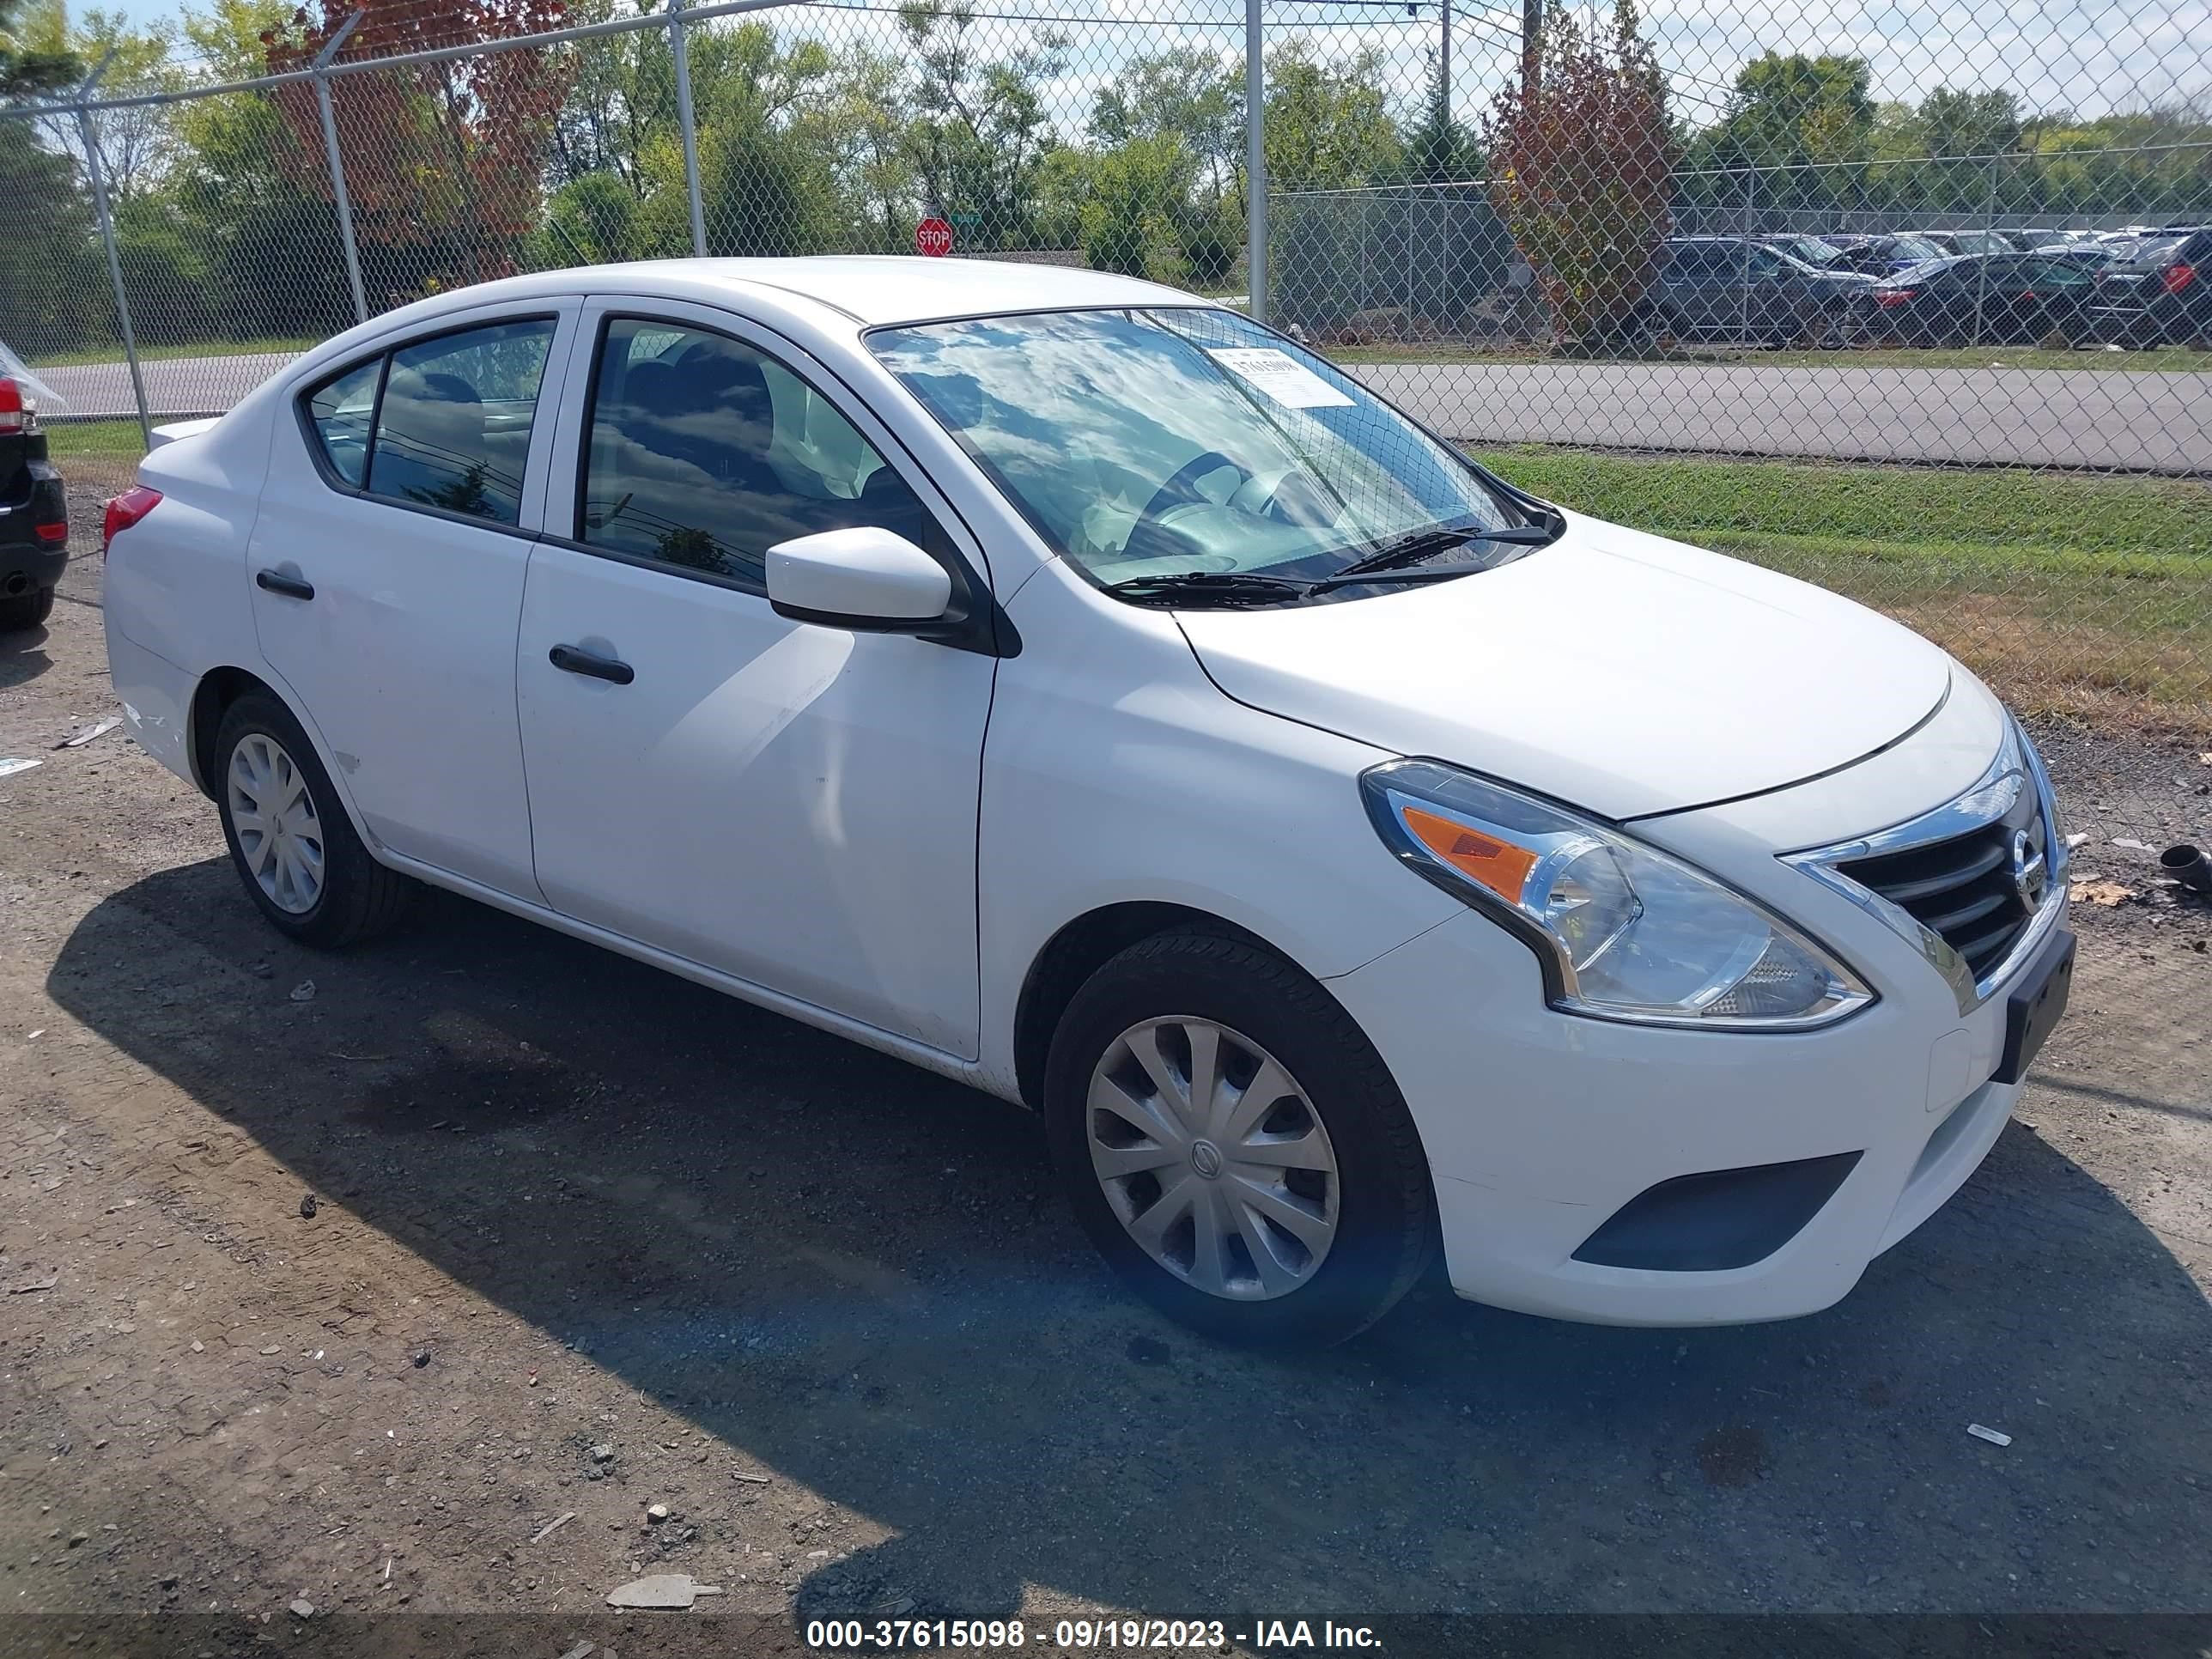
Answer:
[1364,361,2212,472]
[41,348,2212,472]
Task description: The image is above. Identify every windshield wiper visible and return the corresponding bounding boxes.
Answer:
[1326,520,1561,586]
[1103,570,1315,607]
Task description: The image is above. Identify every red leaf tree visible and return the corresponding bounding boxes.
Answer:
[1480,0,1676,349]
[268,0,574,295]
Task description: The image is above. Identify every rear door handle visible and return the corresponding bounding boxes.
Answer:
[548,643,635,685]
[256,569,314,601]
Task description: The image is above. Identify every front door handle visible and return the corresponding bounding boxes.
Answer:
[256,568,314,601]
[548,643,635,685]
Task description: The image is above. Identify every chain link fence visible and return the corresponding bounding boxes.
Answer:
[2,0,2207,842]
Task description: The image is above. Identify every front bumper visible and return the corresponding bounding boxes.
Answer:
[1328,681,2065,1327]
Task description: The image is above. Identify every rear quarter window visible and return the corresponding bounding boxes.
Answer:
[306,359,380,487]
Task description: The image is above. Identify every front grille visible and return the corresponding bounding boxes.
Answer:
[1836,787,2046,982]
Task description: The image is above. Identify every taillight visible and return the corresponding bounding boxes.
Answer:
[102,486,163,556]
[2163,263,2197,295]
[35,522,67,545]
[0,376,35,436]
[1874,289,1916,307]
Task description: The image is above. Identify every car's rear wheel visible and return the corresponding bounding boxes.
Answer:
[0,584,55,633]
[214,692,414,947]
[1043,929,1436,1347]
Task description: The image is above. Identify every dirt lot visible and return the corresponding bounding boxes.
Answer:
[3,509,2210,1655]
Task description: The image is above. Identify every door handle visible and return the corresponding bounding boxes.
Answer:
[256,568,314,601]
[548,643,635,685]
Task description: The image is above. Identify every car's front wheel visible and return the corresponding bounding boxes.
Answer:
[1043,929,1437,1347]
[213,691,415,947]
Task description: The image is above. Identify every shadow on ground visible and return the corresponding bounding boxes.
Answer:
[46,857,2212,1619]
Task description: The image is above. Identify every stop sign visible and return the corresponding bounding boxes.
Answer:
[915,216,954,258]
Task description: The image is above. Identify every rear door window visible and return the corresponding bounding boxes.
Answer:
[366,319,557,526]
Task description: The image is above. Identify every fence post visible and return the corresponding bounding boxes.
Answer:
[313,12,368,325]
[1244,0,1267,324]
[74,53,150,451]
[1972,150,1997,347]
[670,3,708,258]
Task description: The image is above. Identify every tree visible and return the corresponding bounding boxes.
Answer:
[1403,61,1476,185]
[265,0,576,296]
[1262,39,1403,193]
[1091,46,1239,202]
[1918,87,2021,157]
[1077,131,1197,277]
[1703,52,1873,169]
[896,3,1065,249]
[1480,0,1674,349]
[0,0,76,95]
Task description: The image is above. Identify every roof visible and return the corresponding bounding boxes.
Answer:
[597,255,1203,327]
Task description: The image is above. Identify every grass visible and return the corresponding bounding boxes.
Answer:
[1332,343,2212,373]
[1469,446,2212,732]
[27,336,320,369]
[46,418,150,458]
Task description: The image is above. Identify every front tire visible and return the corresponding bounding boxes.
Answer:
[213,692,414,947]
[1043,930,1437,1347]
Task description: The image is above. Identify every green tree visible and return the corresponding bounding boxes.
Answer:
[1091,45,1239,202]
[1262,39,1403,193]
[1403,62,1476,185]
[0,0,76,94]
[1078,131,1197,277]
[1700,52,1873,169]
[896,3,1065,248]
[1919,87,2021,157]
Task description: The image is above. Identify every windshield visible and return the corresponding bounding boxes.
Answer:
[1781,236,1842,266]
[867,307,1524,591]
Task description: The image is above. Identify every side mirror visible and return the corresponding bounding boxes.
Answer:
[766,526,952,630]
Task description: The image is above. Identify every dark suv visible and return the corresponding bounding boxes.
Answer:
[2087,228,2212,344]
[0,374,68,632]
[1648,236,1873,345]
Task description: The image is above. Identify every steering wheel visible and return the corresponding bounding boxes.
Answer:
[1139,451,1251,526]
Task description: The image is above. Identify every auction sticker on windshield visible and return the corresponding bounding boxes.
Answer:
[1206,347,1353,408]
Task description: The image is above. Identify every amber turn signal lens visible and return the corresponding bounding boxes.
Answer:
[1401,805,1540,904]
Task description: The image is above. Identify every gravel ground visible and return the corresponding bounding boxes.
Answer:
[3,494,2209,1656]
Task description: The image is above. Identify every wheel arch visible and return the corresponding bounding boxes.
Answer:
[1012,901,1288,1111]
[186,666,376,848]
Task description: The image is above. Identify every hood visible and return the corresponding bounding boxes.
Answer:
[1174,518,1954,821]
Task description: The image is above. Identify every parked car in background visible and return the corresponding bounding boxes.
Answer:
[1759,234,1852,270]
[1822,234,1952,276]
[1648,236,1872,345]
[1923,231,2014,256]
[98,257,2074,1346]
[0,367,68,633]
[1843,252,2100,346]
[2087,229,2212,345]
[2033,240,2130,272]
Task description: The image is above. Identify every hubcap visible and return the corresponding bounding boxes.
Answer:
[227,732,325,915]
[1086,1018,1340,1302]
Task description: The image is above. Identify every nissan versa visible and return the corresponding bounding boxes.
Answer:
[100,258,2074,1346]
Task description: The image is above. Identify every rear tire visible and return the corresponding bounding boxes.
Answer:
[213,692,415,948]
[1043,929,1437,1348]
[0,584,55,632]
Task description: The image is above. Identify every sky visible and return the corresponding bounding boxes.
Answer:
[58,0,2212,131]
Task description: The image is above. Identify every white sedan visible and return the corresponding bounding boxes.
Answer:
[101,258,2073,1346]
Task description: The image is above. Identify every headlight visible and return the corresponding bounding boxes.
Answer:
[1361,760,1874,1030]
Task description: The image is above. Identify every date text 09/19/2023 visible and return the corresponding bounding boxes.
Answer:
[803,1617,1382,1649]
